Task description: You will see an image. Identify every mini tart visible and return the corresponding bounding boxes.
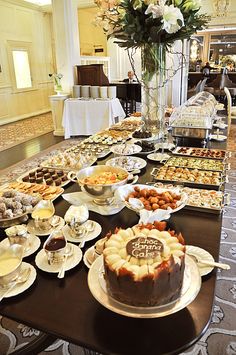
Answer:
[103,224,185,307]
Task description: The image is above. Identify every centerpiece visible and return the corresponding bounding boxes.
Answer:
[49,73,63,95]
[94,0,210,132]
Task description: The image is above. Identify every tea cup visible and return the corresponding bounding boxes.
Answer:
[5,225,31,253]
[43,229,69,265]
[31,200,55,231]
[0,244,24,288]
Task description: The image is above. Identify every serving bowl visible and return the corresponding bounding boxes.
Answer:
[114,184,188,215]
[0,212,29,229]
[68,165,137,205]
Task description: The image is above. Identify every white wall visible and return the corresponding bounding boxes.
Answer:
[0,0,55,125]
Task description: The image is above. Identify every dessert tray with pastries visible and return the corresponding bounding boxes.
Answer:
[0,189,41,228]
[88,222,201,318]
[172,146,229,160]
[1,181,64,202]
[151,183,228,214]
[151,166,226,190]
[41,151,97,172]
[114,184,188,214]
[17,167,70,188]
[105,156,147,172]
[164,156,227,172]
[66,142,111,159]
[109,117,144,132]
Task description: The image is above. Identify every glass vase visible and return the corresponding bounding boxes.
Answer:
[141,43,166,136]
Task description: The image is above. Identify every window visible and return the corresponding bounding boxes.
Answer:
[12,50,32,89]
[7,41,34,92]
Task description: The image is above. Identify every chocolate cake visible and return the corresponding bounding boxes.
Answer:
[103,224,185,307]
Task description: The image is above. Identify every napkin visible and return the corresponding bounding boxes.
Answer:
[62,192,125,216]
[139,209,171,224]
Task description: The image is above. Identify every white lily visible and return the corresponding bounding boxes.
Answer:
[162,4,184,34]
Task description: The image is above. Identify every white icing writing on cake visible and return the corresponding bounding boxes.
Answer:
[126,237,163,259]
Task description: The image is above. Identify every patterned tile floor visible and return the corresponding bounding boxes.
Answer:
[0,113,54,152]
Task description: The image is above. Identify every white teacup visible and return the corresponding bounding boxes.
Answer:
[31,200,55,231]
[43,230,69,265]
[5,225,31,253]
[64,205,89,235]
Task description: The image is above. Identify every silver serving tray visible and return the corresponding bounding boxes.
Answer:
[172,147,229,161]
[171,127,210,139]
[150,168,227,191]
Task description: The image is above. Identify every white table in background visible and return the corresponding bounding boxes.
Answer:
[62,98,126,139]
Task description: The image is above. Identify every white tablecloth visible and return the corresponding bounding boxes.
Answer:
[62,98,126,139]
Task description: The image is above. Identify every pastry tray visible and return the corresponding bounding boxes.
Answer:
[172,147,229,161]
[3,181,64,201]
[164,157,228,172]
[150,168,227,191]
[41,156,97,172]
[17,167,70,188]
[151,183,229,214]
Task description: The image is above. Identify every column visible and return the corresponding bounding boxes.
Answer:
[51,0,81,94]
[49,94,70,136]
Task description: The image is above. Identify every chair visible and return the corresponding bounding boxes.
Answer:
[200,77,208,92]
[187,79,202,99]
[224,87,234,135]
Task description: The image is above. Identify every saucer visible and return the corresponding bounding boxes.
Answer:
[210,134,227,141]
[83,246,96,268]
[213,123,228,129]
[0,262,37,299]
[62,221,102,244]
[0,236,41,258]
[147,152,170,162]
[27,216,65,236]
[185,245,214,276]
[35,243,82,273]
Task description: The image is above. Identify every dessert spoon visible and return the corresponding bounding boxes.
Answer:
[57,245,73,279]
[188,253,230,270]
[0,267,31,302]
[79,221,95,249]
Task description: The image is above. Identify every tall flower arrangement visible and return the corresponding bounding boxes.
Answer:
[95,0,209,131]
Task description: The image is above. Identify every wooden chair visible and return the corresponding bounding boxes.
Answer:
[224,87,233,134]
[187,79,202,99]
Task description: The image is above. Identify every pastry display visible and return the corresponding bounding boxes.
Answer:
[0,190,40,220]
[165,157,224,172]
[41,151,96,171]
[4,182,64,201]
[103,222,185,306]
[110,118,144,131]
[172,147,227,160]
[136,140,156,153]
[124,186,181,211]
[153,166,221,186]
[19,167,69,187]
[106,156,146,172]
[110,143,142,155]
[182,187,223,211]
[132,130,152,139]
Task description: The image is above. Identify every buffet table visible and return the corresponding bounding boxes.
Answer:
[62,98,126,138]
[0,144,225,355]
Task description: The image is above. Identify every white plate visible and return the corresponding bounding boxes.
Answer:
[147,153,170,162]
[115,184,188,215]
[185,245,214,276]
[35,243,82,273]
[0,262,37,299]
[155,142,175,151]
[62,220,102,244]
[213,123,228,129]
[83,246,96,268]
[0,236,41,258]
[27,216,65,236]
[110,144,142,156]
[87,255,201,318]
[106,156,147,172]
[210,134,227,141]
